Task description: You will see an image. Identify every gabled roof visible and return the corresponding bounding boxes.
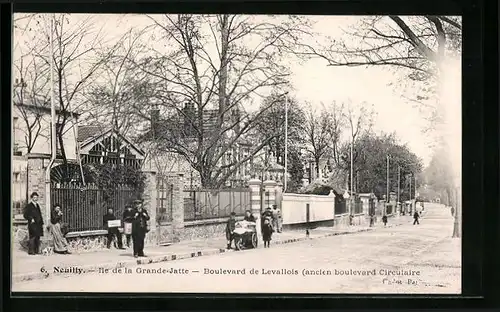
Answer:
[78,126,145,156]
[78,125,106,142]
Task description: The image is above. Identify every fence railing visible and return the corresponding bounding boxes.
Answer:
[334,199,347,215]
[184,188,251,221]
[353,199,363,214]
[157,178,173,223]
[51,182,136,232]
[386,204,393,215]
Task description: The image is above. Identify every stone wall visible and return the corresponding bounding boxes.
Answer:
[333,213,369,227]
[179,217,244,241]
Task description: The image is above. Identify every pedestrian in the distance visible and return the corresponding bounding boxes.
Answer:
[450,206,455,216]
[262,215,273,248]
[413,211,420,225]
[132,199,150,257]
[103,207,125,250]
[23,192,44,255]
[225,212,237,249]
[382,215,388,227]
[122,204,135,248]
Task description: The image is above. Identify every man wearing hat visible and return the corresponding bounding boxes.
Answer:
[23,192,44,255]
[131,199,150,257]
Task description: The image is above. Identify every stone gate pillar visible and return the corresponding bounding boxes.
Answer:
[275,181,283,211]
[27,154,51,235]
[263,179,277,209]
[248,178,262,241]
[142,171,157,232]
[172,173,185,240]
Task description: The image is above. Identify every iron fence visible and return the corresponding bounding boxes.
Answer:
[157,178,173,223]
[334,198,347,215]
[51,182,136,232]
[353,198,363,214]
[184,188,251,221]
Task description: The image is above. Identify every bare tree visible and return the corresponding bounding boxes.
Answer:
[303,104,332,179]
[298,16,461,80]
[26,14,116,172]
[130,14,312,188]
[12,44,51,154]
[83,28,152,139]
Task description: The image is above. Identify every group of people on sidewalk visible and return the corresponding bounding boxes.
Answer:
[225,206,282,249]
[23,191,150,258]
[102,199,150,258]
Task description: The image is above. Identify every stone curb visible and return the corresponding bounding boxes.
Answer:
[13,222,404,283]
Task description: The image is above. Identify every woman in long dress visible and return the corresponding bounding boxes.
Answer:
[49,204,71,254]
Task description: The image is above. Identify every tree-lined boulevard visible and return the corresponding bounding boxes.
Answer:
[13,203,460,293]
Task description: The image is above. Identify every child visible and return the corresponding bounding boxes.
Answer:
[382,215,388,227]
[103,207,125,249]
[262,215,273,248]
[225,212,236,249]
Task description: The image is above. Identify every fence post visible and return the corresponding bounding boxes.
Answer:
[248,178,262,242]
[142,171,157,234]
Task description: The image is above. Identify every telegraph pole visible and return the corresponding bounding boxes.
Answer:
[397,165,401,207]
[409,173,412,213]
[284,93,288,192]
[386,155,390,202]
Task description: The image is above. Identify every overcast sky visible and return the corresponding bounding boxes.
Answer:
[13,14,462,167]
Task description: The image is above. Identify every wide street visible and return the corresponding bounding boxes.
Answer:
[12,203,460,294]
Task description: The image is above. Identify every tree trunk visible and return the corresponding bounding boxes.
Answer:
[452,186,461,238]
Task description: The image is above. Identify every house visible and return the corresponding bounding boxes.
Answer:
[140,104,257,188]
[12,99,145,205]
[13,101,80,159]
[77,125,145,169]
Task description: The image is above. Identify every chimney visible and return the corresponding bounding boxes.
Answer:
[151,109,160,135]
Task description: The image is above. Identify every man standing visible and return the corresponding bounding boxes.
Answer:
[132,199,150,258]
[23,192,44,255]
[225,212,237,249]
[272,205,282,233]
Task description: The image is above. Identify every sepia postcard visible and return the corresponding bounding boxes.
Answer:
[11,13,462,294]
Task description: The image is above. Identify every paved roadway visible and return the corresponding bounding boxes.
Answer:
[13,203,460,294]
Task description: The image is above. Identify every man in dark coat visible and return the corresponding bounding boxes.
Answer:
[225,212,237,249]
[23,192,44,255]
[132,200,150,258]
[413,211,420,225]
[103,207,125,250]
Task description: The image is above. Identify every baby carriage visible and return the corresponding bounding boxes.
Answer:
[233,220,258,250]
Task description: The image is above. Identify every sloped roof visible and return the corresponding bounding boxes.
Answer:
[78,125,109,142]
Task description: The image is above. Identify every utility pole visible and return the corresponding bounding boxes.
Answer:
[386,155,390,202]
[44,14,57,225]
[397,165,401,208]
[409,173,412,213]
[284,93,288,192]
[350,138,354,215]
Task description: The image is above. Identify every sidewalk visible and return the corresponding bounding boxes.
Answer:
[12,217,410,283]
